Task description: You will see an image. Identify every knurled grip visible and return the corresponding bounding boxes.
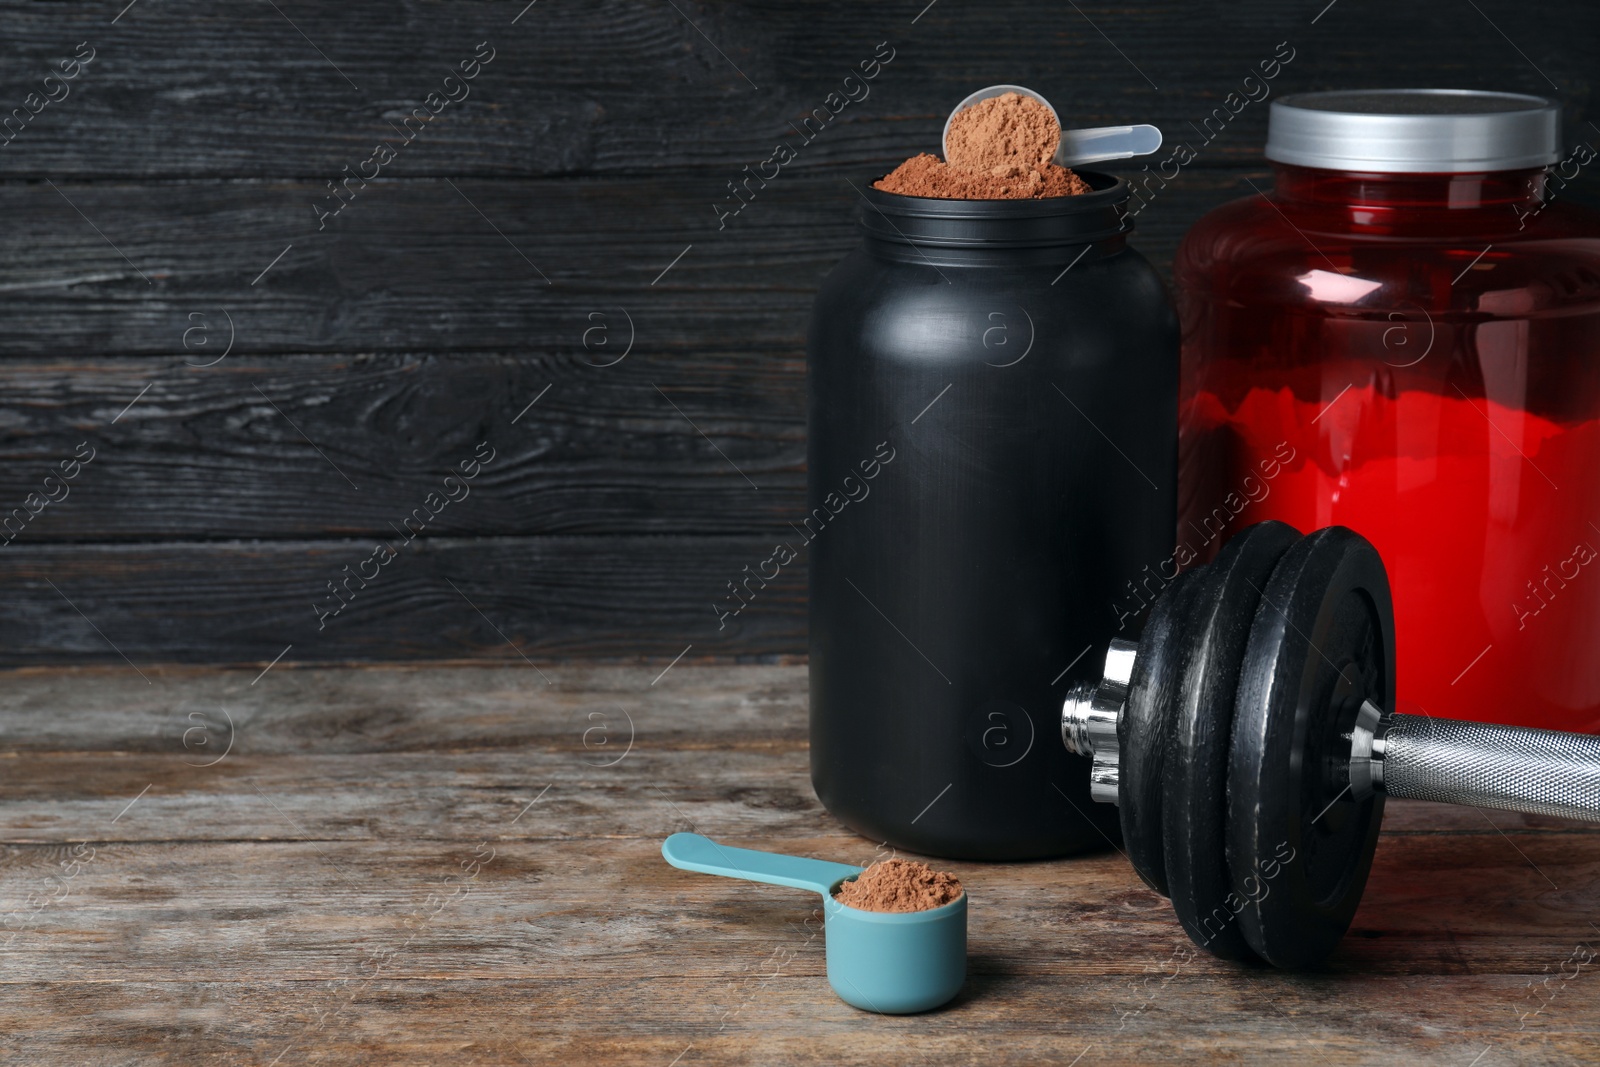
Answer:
[1381,714,1600,822]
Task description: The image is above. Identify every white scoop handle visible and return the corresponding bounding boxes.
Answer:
[1055,124,1163,167]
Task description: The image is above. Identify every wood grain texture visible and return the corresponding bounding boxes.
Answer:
[0,172,1237,359]
[5,165,1587,360]
[0,538,804,665]
[0,353,802,538]
[0,662,810,752]
[0,975,1596,1067]
[0,664,1597,1064]
[0,170,1204,554]
[0,0,1595,179]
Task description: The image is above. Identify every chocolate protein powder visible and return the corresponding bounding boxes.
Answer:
[832,859,964,913]
[874,91,1090,200]
[944,91,1060,172]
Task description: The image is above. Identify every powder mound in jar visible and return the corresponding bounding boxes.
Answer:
[944,91,1061,173]
[832,859,964,913]
[874,153,1090,200]
[873,91,1090,200]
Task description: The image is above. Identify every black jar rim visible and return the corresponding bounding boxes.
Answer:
[857,170,1131,249]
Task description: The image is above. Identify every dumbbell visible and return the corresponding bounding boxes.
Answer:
[1060,520,1600,968]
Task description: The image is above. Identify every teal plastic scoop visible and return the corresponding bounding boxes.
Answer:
[661,832,967,1014]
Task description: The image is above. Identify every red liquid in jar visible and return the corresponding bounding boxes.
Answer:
[1185,381,1600,733]
[1178,164,1600,733]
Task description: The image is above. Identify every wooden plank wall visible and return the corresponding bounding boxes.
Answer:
[0,0,1596,665]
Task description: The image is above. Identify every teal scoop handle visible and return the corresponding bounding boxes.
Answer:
[662,832,863,897]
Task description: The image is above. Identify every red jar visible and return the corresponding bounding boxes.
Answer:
[1177,90,1600,733]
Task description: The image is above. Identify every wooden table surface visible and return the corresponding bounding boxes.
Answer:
[2,663,1597,1065]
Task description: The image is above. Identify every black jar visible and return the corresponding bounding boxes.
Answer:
[807,173,1178,860]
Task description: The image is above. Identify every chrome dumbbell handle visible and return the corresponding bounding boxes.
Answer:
[1061,639,1138,803]
[1350,703,1600,822]
[1065,645,1600,823]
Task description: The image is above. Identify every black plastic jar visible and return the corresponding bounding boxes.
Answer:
[806,173,1178,860]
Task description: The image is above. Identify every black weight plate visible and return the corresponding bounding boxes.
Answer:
[1118,568,1202,897]
[1228,526,1394,969]
[1164,521,1302,962]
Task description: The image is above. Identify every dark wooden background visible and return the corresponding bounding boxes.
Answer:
[2,0,1596,667]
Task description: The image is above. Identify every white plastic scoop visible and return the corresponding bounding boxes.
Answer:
[942,84,1162,169]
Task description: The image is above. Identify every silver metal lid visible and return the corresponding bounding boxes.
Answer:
[1265,89,1560,173]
